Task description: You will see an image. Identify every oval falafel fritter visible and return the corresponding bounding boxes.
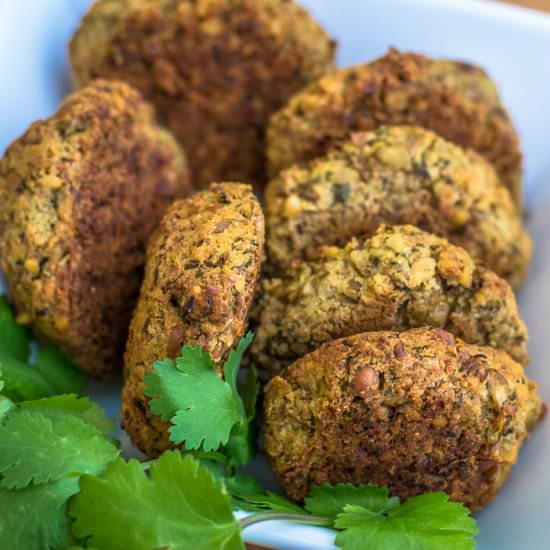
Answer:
[0,80,190,375]
[267,49,523,206]
[264,328,542,510]
[122,183,264,457]
[70,0,336,188]
[252,225,528,378]
[265,126,530,286]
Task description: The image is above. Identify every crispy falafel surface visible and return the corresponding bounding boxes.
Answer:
[70,0,336,188]
[0,79,190,375]
[263,328,542,510]
[267,49,523,206]
[122,183,264,457]
[252,225,528,378]
[264,126,530,286]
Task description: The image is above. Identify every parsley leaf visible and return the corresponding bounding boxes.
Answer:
[0,411,119,489]
[334,493,478,550]
[33,346,87,395]
[0,295,31,362]
[0,477,80,550]
[305,484,399,520]
[18,394,115,436]
[70,451,244,550]
[144,333,255,456]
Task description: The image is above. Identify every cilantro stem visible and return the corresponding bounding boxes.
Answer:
[239,512,333,530]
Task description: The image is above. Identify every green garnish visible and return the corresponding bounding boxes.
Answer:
[334,492,479,550]
[144,331,257,466]
[70,451,244,550]
[0,391,119,550]
[0,332,478,550]
[0,295,86,401]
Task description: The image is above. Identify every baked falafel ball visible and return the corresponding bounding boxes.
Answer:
[267,49,523,206]
[264,126,530,286]
[122,183,264,457]
[252,225,528,378]
[0,79,190,376]
[70,0,336,188]
[263,328,542,510]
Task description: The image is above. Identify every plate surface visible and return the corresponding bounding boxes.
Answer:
[1,1,550,549]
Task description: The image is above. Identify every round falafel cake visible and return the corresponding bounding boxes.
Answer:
[252,225,528,378]
[263,328,542,510]
[70,0,336,188]
[122,183,264,457]
[0,79,190,376]
[264,126,530,286]
[267,49,523,206]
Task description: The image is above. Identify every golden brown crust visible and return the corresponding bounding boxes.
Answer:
[264,126,530,286]
[122,183,264,457]
[267,49,523,206]
[0,79,190,375]
[70,0,336,188]
[252,225,528,378]
[263,328,542,510]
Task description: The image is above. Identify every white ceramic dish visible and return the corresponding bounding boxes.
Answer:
[1,1,550,548]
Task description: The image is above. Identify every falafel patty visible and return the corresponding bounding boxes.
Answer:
[122,183,264,457]
[0,79,190,375]
[264,328,542,510]
[267,49,523,206]
[264,126,530,286]
[252,225,528,378]
[70,0,336,188]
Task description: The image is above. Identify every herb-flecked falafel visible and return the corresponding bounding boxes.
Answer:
[70,0,336,188]
[122,183,264,457]
[267,49,523,206]
[263,328,542,510]
[264,126,530,286]
[252,225,528,378]
[0,79,190,375]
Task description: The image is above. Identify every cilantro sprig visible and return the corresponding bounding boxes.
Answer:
[70,451,244,550]
[0,331,479,550]
[0,295,87,401]
[144,331,257,466]
[140,334,478,549]
[0,393,119,549]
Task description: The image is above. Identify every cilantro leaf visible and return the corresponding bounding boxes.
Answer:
[305,484,399,520]
[334,493,478,550]
[144,343,249,452]
[231,490,305,515]
[0,410,119,489]
[225,419,256,468]
[18,394,115,436]
[240,365,259,422]
[70,451,244,550]
[0,367,15,422]
[0,351,55,401]
[33,346,87,395]
[223,331,254,408]
[0,395,14,423]
[0,477,79,550]
[0,295,31,362]
[225,473,264,497]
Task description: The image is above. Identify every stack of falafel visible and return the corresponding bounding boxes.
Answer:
[0,0,542,513]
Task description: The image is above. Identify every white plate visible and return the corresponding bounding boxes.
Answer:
[1,1,550,548]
